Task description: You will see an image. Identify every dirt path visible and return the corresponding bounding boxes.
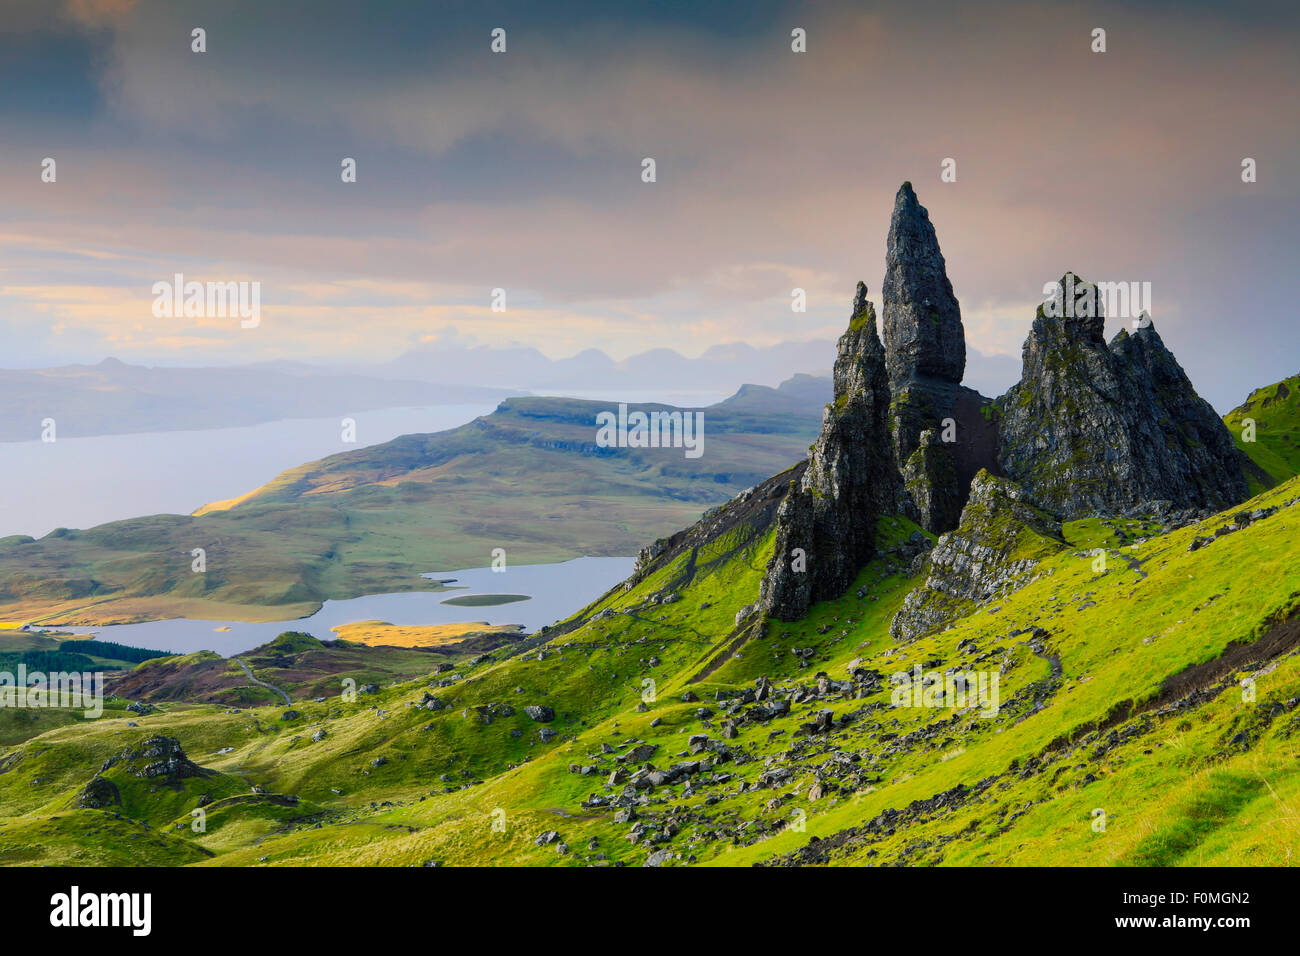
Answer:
[233,658,291,706]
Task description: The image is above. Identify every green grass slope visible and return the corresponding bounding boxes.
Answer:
[1223,373,1300,491]
[3,472,1297,867]
[0,384,825,626]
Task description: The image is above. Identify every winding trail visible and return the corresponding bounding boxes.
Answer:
[233,658,291,706]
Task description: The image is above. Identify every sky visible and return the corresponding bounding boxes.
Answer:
[1,0,1296,410]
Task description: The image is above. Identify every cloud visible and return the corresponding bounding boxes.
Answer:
[0,0,1295,410]
[62,0,139,27]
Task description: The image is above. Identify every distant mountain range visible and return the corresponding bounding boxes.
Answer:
[369,340,835,392]
[367,337,1019,402]
[0,359,519,443]
[0,341,1020,441]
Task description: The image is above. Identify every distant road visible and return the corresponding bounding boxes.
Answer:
[233,658,291,706]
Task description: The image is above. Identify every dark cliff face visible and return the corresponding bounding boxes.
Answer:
[758,284,902,621]
[757,201,1247,629]
[997,274,1248,517]
[881,183,998,534]
[892,378,1000,534]
[890,469,1066,642]
[882,182,966,390]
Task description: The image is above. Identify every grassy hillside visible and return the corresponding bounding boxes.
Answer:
[1,470,1296,867]
[0,628,170,745]
[0,382,826,626]
[104,630,511,706]
[1224,373,1300,491]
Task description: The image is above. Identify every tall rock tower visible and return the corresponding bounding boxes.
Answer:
[882,182,966,387]
[758,283,903,621]
[882,183,998,534]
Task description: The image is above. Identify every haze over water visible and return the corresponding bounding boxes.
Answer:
[0,404,497,539]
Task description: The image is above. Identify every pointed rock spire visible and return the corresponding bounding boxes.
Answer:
[880,183,996,535]
[882,182,966,389]
[758,283,902,621]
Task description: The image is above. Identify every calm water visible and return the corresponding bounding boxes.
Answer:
[0,404,498,539]
[60,556,636,657]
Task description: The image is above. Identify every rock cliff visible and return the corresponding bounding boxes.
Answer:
[890,471,1066,642]
[759,284,903,621]
[881,182,966,388]
[881,183,998,533]
[997,274,1248,517]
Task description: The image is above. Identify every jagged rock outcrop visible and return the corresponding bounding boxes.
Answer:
[899,429,961,532]
[758,205,1244,628]
[759,284,903,621]
[881,183,999,534]
[997,274,1248,518]
[76,775,122,809]
[891,471,1066,642]
[882,182,966,388]
[99,735,212,782]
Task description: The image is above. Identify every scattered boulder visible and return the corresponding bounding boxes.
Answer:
[625,743,658,763]
[76,775,121,809]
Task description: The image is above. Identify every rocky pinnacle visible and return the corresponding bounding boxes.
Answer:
[882,183,994,534]
[758,284,902,621]
[881,182,966,390]
[997,274,1249,517]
